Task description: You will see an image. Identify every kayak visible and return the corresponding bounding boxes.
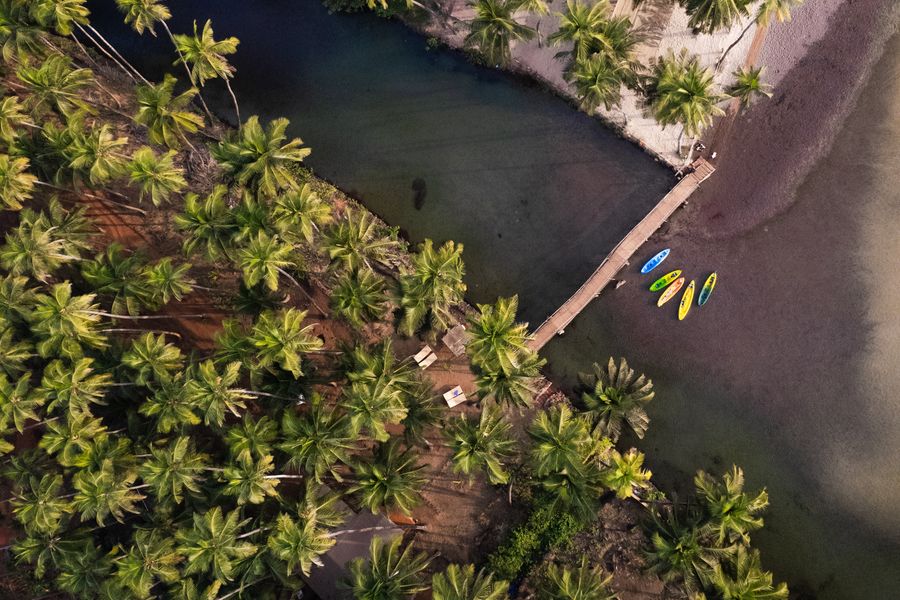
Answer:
[650,270,682,292]
[698,272,717,306]
[640,249,670,274]
[679,280,696,320]
[657,277,685,307]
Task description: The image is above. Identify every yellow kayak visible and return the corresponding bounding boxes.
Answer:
[679,280,696,320]
[657,277,685,307]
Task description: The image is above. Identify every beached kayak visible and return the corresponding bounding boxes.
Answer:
[640,249,670,274]
[657,277,685,307]
[679,280,696,320]
[650,270,682,292]
[698,272,717,306]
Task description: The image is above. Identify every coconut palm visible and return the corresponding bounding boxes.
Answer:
[142,257,195,306]
[115,528,182,599]
[344,378,408,442]
[0,215,82,283]
[28,283,108,359]
[12,530,88,580]
[346,339,417,391]
[538,558,616,600]
[36,357,111,417]
[212,115,310,197]
[175,185,239,259]
[267,512,335,577]
[578,357,655,442]
[331,268,389,328]
[128,147,187,206]
[432,563,508,600]
[548,0,612,65]
[464,0,536,67]
[0,0,45,62]
[221,453,281,505]
[475,351,545,408]
[717,0,803,69]
[66,123,129,186]
[539,462,603,522]
[324,210,400,273]
[176,507,258,582]
[55,540,115,597]
[173,19,241,124]
[645,506,728,593]
[0,95,30,144]
[39,198,94,257]
[39,412,107,467]
[707,545,788,599]
[138,374,200,434]
[399,239,466,336]
[271,183,332,244]
[0,316,32,376]
[134,74,204,149]
[445,404,515,485]
[727,66,772,107]
[681,0,752,34]
[0,154,37,211]
[138,436,209,504]
[16,53,93,117]
[184,360,250,427]
[400,380,444,448]
[695,466,768,545]
[645,50,725,139]
[222,415,276,463]
[71,460,144,525]
[247,308,322,377]
[467,295,532,373]
[601,448,652,499]
[236,231,296,292]
[350,440,426,515]
[0,372,41,432]
[121,332,184,385]
[345,536,431,599]
[11,474,71,534]
[569,53,628,112]
[528,404,593,477]
[279,396,355,482]
[80,243,151,315]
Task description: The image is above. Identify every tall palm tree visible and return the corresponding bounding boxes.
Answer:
[645,506,728,593]
[432,564,509,600]
[35,357,111,417]
[71,460,145,525]
[28,283,108,359]
[681,0,752,34]
[528,404,593,477]
[10,474,71,534]
[55,540,115,597]
[80,243,151,315]
[345,536,431,599]
[226,414,277,461]
[142,257,195,307]
[548,0,611,64]
[0,96,30,144]
[128,146,187,206]
[184,360,250,427]
[66,123,130,186]
[0,154,37,211]
[176,507,258,582]
[727,66,772,107]
[346,339,417,392]
[324,210,400,273]
[13,530,88,580]
[475,351,545,408]
[134,74,205,149]
[175,185,239,259]
[568,53,628,112]
[173,19,241,124]
[138,435,209,504]
[114,529,182,598]
[267,512,335,577]
[331,268,389,328]
[445,404,516,485]
[345,378,408,443]
[400,380,444,448]
[399,239,466,336]
[0,372,41,433]
[121,332,184,385]
[212,115,311,197]
[707,545,788,599]
[601,448,652,499]
[537,558,616,600]
[577,357,655,442]
[0,316,32,377]
[271,183,333,244]
[0,219,82,282]
[236,231,296,292]
[221,453,281,505]
[350,440,426,515]
[138,373,200,433]
[465,0,536,67]
[0,0,45,62]
[39,412,107,467]
[279,396,355,482]
[694,466,768,545]
[645,50,725,140]
[717,0,803,70]
[467,295,532,373]
[16,53,93,118]
[247,308,322,378]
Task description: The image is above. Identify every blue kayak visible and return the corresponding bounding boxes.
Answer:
[640,249,670,274]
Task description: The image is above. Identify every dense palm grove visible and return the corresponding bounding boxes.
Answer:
[0,0,786,598]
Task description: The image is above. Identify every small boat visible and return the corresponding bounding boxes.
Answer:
[657,277,685,307]
[679,280,696,320]
[650,270,682,292]
[698,272,717,306]
[640,249,670,274]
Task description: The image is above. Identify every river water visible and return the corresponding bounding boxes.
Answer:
[89,1,900,597]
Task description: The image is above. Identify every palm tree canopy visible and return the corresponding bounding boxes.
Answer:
[128,146,188,205]
[116,0,171,36]
[445,404,516,485]
[681,0,752,34]
[694,465,768,545]
[601,447,652,499]
[267,512,335,577]
[350,440,426,515]
[538,558,616,600]
[727,66,772,107]
[432,563,509,600]
[173,19,238,84]
[345,536,431,600]
[646,50,725,138]
[708,545,788,600]
[399,238,466,336]
[134,74,204,148]
[466,295,532,374]
[465,0,537,67]
[578,357,655,442]
[0,154,37,211]
[176,506,258,582]
[279,396,355,482]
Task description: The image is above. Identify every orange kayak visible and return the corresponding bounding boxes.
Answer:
[657,277,685,307]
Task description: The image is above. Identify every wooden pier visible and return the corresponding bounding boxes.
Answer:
[529,158,716,351]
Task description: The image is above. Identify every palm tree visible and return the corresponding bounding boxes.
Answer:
[537,558,616,600]
[0,219,82,282]
[16,53,93,117]
[175,185,239,259]
[138,436,209,504]
[345,536,431,599]
[212,115,310,197]
[138,374,200,433]
[331,268,389,328]
[0,0,45,62]
[279,396,355,482]
[681,0,752,34]
[716,0,803,69]
[601,448,652,499]
[0,372,41,433]
[399,239,466,336]
[226,414,277,462]
[350,440,426,515]
[577,357,655,442]
[80,243,151,315]
[548,0,611,64]
[539,462,603,522]
[0,95,30,144]
[184,360,250,427]
[39,412,107,467]
[271,183,333,244]
[645,50,725,141]
[432,564,508,600]
[176,507,258,582]
[707,545,788,599]
[28,283,108,359]
[128,147,187,206]
[569,53,628,112]
[727,66,772,107]
[55,540,114,597]
[267,512,335,577]
[66,123,130,186]
[0,154,37,211]
[142,257,195,307]
[134,74,205,149]
[0,316,32,377]
[475,351,545,408]
[11,474,71,534]
[528,404,593,477]
[36,357,111,417]
[71,460,145,525]
[445,404,516,485]
[465,0,536,67]
[121,332,184,385]
[115,528,182,598]
[467,295,532,373]
[12,530,88,580]
[345,379,408,442]
[645,506,728,593]
[222,453,281,505]
[248,308,322,377]
[232,190,269,243]
[324,210,400,273]
[236,231,296,292]
[694,466,768,545]
[400,380,444,448]
[173,19,241,124]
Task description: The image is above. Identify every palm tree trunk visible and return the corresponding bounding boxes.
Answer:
[34,181,147,215]
[160,21,216,123]
[86,310,213,319]
[223,78,241,127]
[715,20,755,71]
[82,24,151,85]
[102,328,182,339]
[73,25,143,85]
[275,267,329,315]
